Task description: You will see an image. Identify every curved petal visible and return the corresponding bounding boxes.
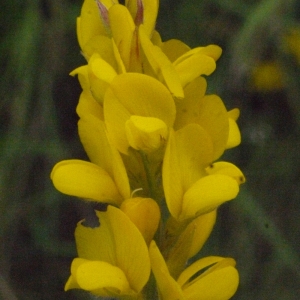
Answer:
[104,73,176,154]
[109,4,135,70]
[177,256,224,287]
[149,241,185,300]
[197,95,229,160]
[70,65,89,91]
[76,90,104,120]
[174,45,222,65]
[188,210,217,258]
[182,175,239,219]
[78,0,114,50]
[165,211,216,279]
[69,258,131,295]
[228,108,240,120]
[75,206,151,293]
[51,160,122,204]
[161,39,191,63]
[178,257,239,300]
[126,0,159,36]
[78,114,131,199]
[174,54,216,88]
[80,34,115,63]
[174,76,207,130]
[163,125,214,220]
[139,25,184,98]
[175,82,229,161]
[88,53,118,103]
[226,117,241,149]
[206,162,245,185]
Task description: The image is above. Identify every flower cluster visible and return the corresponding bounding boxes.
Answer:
[51,0,245,299]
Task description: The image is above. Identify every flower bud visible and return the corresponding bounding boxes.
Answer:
[120,197,161,244]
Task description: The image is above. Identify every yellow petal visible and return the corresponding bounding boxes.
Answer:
[90,53,117,83]
[182,174,239,219]
[76,90,104,120]
[174,45,222,65]
[109,4,135,70]
[125,115,168,152]
[149,241,185,300]
[78,0,114,50]
[174,76,207,130]
[73,258,131,293]
[174,53,216,87]
[196,94,229,160]
[120,197,161,244]
[104,73,176,154]
[139,25,184,98]
[51,160,122,204]
[163,125,214,220]
[188,210,217,258]
[111,38,127,74]
[88,53,118,103]
[165,211,216,279]
[75,206,151,293]
[140,0,159,36]
[175,81,229,160]
[177,256,224,287]
[151,30,162,46]
[78,114,131,199]
[178,257,239,300]
[126,0,159,36]
[161,39,191,63]
[70,65,89,91]
[206,162,246,185]
[226,117,241,149]
[79,34,115,65]
[228,108,240,121]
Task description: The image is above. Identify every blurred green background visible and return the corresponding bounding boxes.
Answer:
[1,0,300,299]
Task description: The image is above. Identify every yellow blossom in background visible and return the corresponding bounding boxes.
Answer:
[51,0,245,299]
[252,61,284,92]
[283,26,300,64]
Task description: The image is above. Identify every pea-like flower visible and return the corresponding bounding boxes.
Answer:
[65,206,151,298]
[163,124,245,221]
[149,241,239,300]
[51,91,130,204]
[103,72,176,154]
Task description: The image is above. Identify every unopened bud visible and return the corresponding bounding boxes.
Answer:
[120,197,161,244]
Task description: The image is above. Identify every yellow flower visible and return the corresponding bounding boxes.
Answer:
[149,241,239,300]
[103,73,176,154]
[65,206,151,298]
[163,124,245,221]
[51,94,130,204]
